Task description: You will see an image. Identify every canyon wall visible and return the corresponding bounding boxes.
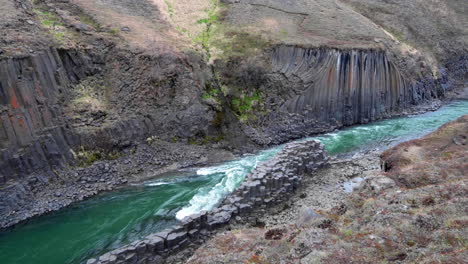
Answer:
[0,47,222,185]
[0,45,445,183]
[274,46,412,123]
[0,48,87,184]
[0,46,226,227]
[240,46,444,145]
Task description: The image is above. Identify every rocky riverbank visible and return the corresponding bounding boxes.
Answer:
[0,142,235,229]
[188,115,468,264]
[183,150,383,263]
[255,152,382,228]
[86,140,330,264]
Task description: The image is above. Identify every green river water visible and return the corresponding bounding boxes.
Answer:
[1,100,467,264]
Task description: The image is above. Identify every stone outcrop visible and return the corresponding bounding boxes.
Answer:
[87,140,329,264]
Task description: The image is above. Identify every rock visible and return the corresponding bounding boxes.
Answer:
[166,232,187,248]
[98,253,116,262]
[146,235,165,252]
[26,20,35,25]
[296,208,322,227]
[154,230,170,240]
[74,23,92,31]
[86,259,98,264]
[188,229,200,240]
[238,203,252,213]
[134,241,147,255]
[359,176,396,193]
[124,253,137,263]
[121,26,131,31]
[453,135,466,145]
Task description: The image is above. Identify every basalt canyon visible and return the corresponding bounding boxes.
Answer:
[0,0,467,264]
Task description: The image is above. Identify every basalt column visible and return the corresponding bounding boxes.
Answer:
[249,46,433,144]
[0,48,86,183]
[273,46,411,126]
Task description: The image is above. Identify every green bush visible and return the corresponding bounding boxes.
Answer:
[202,88,219,99]
[108,28,120,35]
[75,146,121,167]
[231,91,263,121]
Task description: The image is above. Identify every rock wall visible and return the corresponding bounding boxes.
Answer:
[87,140,329,264]
[0,46,239,228]
[240,46,443,145]
[0,48,89,184]
[0,47,221,185]
[274,46,411,123]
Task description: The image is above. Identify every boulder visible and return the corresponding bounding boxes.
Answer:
[146,235,165,252]
[296,208,323,227]
[166,232,187,248]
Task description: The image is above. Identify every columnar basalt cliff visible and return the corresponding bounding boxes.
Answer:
[87,140,329,264]
[274,47,412,121]
[0,45,234,228]
[0,48,88,184]
[238,46,444,145]
[0,46,223,182]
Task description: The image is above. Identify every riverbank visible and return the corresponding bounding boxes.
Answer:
[164,150,381,263]
[0,142,236,229]
[188,115,468,264]
[256,152,382,228]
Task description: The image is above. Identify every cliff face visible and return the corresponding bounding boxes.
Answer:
[0,48,88,184]
[0,45,235,227]
[230,46,443,145]
[0,46,226,184]
[273,46,412,124]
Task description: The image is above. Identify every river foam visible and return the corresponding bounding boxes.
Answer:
[175,149,282,220]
